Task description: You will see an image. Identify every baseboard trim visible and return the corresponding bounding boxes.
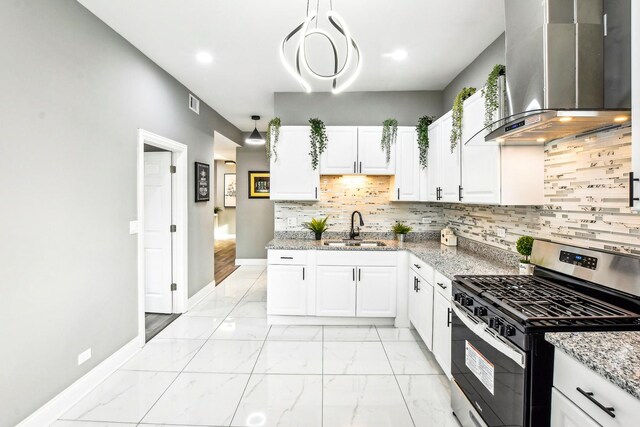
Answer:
[17,337,140,427]
[267,315,395,326]
[235,258,267,266]
[188,280,216,310]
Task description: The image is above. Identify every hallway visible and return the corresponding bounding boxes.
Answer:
[214,237,239,285]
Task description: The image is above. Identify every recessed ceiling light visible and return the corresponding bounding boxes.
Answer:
[383,49,408,61]
[559,117,573,122]
[614,116,628,122]
[196,52,213,64]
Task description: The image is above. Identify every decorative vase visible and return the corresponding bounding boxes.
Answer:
[519,262,535,275]
[315,232,323,241]
[397,233,405,243]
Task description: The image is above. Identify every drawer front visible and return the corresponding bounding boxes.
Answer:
[434,271,452,299]
[268,250,308,265]
[409,254,434,283]
[316,250,396,266]
[553,350,640,427]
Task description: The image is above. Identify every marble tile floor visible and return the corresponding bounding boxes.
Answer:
[55,266,460,427]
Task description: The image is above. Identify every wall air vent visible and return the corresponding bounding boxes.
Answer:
[188,94,200,115]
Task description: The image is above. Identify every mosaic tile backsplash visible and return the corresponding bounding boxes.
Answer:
[274,127,640,256]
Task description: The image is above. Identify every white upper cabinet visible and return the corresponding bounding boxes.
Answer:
[425,122,440,202]
[391,127,421,201]
[270,126,320,201]
[357,127,396,175]
[437,112,461,202]
[320,126,359,175]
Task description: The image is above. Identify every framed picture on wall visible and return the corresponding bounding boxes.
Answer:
[224,173,237,207]
[195,162,210,202]
[248,171,270,199]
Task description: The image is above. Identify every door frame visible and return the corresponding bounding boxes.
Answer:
[137,129,188,347]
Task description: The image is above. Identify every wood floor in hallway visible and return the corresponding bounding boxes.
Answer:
[214,237,238,285]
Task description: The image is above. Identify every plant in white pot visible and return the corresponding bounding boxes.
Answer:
[516,236,535,275]
[303,216,329,241]
[392,222,412,243]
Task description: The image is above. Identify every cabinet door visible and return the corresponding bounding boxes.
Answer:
[356,266,397,317]
[461,91,501,204]
[416,274,434,350]
[393,128,421,201]
[267,265,307,315]
[425,121,440,202]
[357,127,395,175]
[408,271,422,333]
[316,266,356,316]
[320,126,359,175]
[270,126,319,201]
[432,292,452,377]
[550,388,600,427]
[438,113,461,203]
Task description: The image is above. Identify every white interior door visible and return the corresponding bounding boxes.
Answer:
[144,151,173,314]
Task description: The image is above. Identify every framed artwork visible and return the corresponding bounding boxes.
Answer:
[224,173,237,207]
[248,171,270,199]
[195,162,210,202]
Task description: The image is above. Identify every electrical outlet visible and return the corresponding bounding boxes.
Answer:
[421,217,432,224]
[129,220,139,235]
[496,227,507,238]
[78,348,92,366]
[287,217,297,227]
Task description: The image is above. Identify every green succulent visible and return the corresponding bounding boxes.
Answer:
[381,118,398,163]
[392,222,412,235]
[450,87,476,152]
[302,216,330,234]
[416,116,435,169]
[482,64,506,129]
[309,118,328,170]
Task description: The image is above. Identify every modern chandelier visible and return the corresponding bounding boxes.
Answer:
[280,0,362,94]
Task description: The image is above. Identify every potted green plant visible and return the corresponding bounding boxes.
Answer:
[214,206,222,215]
[303,216,330,241]
[416,115,435,168]
[266,117,281,161]
[309,118,328,170]
[392,222,412,242]
[482,64,506,129]
[450,87,476,152]
[381,118,398,163]
[516,236,535,275]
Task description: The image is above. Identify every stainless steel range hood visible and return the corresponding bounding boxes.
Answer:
[483,0,631,146]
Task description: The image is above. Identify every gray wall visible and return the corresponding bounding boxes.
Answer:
[236,147,274,260]
[442,33,506,111]
[274,91,443,125]
[604,0,631,108]
[0,1,242,425]
[214,160,237,235]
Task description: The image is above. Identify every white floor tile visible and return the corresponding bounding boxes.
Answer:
[62,370,177,423]
[229,300,267,318]
[241,286,268,302]
[324,325,380,341]
[376,326,422,342]
[185,299,236,318]
[231,374,322,427]
[267,325,322,341]
[155,316,222,340]
[323,375,414,427]
[396,374,460,426]
[52,422,136,427]
[141,372,249,426]
[382,341,442,374]
[253,341,322,374]
[120,339,204,372]
[323,341,393,375]
[210,317,270,340]
[185,340,263,373]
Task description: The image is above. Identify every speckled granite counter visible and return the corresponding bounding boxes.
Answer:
[266,238,519,279]
[545,332,640,399]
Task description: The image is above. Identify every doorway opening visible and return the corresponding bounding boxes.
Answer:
[213,132,240,284]
[137,130,188,345]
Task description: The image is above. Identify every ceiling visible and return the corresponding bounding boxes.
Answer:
[78,0,505,131]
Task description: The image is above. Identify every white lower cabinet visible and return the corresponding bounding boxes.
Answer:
[267,264,307,315]
[408,267,434,350]
[432,291,452,377]
[356,266,397,317]
[551,388,600,427]
[315,266,357,317]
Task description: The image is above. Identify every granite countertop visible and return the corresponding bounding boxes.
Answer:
[545,332,640,400]
[266,238,519,280]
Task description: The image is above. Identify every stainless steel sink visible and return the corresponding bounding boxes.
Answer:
[323,240,386,247]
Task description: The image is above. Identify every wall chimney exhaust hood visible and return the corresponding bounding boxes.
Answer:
[482,0,631,146]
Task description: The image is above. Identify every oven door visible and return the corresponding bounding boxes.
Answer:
[451,303,527,427]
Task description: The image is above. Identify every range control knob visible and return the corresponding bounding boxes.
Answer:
[454,293,463,303]
[489,317,502,330]
[502,325,516,337]
[473,306,487,317]
[461,296,474,307]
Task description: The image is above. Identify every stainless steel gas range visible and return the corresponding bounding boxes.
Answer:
[450,240,640,427]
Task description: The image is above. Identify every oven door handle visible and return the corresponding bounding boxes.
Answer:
[452,303,526,368]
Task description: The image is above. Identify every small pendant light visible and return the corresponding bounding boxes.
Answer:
[245,115,265,145]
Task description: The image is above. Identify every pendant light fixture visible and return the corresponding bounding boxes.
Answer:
[245,115,265,145]
[280,0,362,94]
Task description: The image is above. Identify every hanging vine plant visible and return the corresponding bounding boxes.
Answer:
[309,118,328,170]
[381,118,398,163]
[416,115,435,169]
[450,87,476,152]
[266,117,281,161]
[481,64,506,129]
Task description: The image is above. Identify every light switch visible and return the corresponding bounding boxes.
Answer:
[422,217,432,224]
[129,220,139,234]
